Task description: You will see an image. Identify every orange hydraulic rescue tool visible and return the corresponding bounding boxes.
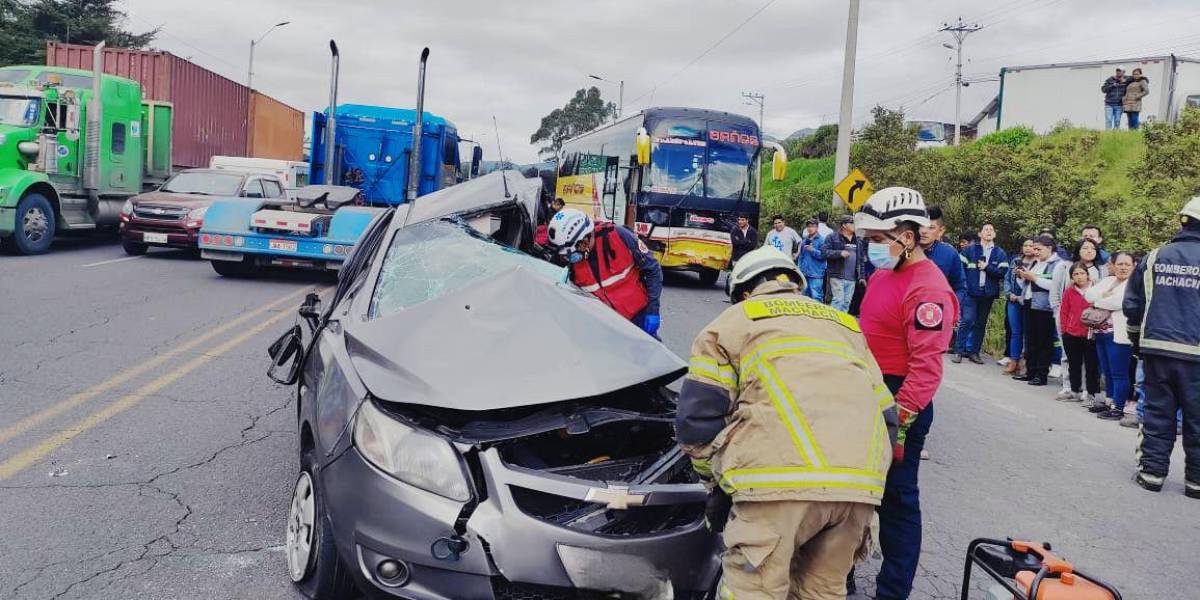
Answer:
[961,538,1122,600]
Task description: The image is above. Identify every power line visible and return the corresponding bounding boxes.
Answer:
[627,0,777,106]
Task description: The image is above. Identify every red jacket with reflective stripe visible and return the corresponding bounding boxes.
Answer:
[859,259,959,413]
[570,223,650,320]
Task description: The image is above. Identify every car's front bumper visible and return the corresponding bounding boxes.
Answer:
[121,220,198,249]
[321,446,720,599]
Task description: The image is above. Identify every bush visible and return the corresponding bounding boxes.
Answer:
[977,127,1036,150]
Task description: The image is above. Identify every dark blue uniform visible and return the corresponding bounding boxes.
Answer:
[1125,227,1200,491]
[956,243,1010,357]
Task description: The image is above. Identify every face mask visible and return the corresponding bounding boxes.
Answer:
[566,251,586,265]
[867,242,900,271]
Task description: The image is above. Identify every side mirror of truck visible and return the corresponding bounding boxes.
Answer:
[267,325,304,385]
[471,146,483,178]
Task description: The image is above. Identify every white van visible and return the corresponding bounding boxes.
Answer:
[208,156,311,195]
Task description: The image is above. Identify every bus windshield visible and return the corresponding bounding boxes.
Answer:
[0,96,40,127]
[645,119,759,201]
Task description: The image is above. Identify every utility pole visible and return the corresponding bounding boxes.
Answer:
[588,74,624,117]
[940,17,982,146]
[743,92,765,201]
[834,0,860,209]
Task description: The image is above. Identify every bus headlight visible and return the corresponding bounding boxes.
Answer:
[353,400,471,502]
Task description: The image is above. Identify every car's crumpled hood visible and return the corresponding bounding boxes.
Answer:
[345,265,686,411]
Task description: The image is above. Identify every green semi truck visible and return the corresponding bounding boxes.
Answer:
[0,43,172,254]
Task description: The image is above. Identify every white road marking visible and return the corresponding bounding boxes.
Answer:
[82,255,144,268]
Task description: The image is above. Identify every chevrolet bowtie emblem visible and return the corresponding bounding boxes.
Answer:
[584,486,646,510]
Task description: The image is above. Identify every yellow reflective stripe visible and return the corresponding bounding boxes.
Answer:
[868,410,883,474]
[689,356,738,388]
[1141,338,1200,356]
[721,467,885,495]
[741,298,861,332]
[750,360,826,468]
[874,383,895,410]
[719,581,735,600]
[740,336,866,372]
[1143,248,1159,318]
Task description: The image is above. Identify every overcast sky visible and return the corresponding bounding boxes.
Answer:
[122,0,1200,163]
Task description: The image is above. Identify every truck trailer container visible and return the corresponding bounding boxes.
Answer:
[997,55,1200,132]
[45,42,303,168]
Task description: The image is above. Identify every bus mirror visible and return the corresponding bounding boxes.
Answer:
[765,141,788,181]
[471,145,483,177]
[635,127,651,166]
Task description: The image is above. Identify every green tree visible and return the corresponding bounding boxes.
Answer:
[783,124,838,159]
[530,86,617,158]
[0,0,157,66]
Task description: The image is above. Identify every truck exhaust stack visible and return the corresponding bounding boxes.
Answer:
[83,41,104,197]
[324,40,340,186]
[405,47,430,203]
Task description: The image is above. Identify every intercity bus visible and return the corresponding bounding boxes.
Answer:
[555,107,785,286]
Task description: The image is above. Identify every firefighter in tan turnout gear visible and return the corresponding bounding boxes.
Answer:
[675,246,899,599]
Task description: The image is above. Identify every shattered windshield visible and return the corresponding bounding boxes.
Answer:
[370,220,565,318]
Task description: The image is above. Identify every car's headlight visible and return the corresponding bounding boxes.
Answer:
[121,199,134,215]
[353,400,471,501]
[187,206,207,221]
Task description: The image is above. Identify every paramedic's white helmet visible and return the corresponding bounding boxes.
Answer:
[547,208,594,252]
[854,187,931,233]
[729,246,805,299]
[1180,195,1200,222]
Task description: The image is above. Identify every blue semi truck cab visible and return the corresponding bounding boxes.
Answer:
[198,105,463,276]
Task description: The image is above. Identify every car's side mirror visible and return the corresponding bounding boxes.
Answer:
[267,325,304,385]
[299,293,322,332]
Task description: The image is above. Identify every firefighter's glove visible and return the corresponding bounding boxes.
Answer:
[642,314,661,338]
[690,457,714,483]
[894,406,919,465]
[704,488,733,533]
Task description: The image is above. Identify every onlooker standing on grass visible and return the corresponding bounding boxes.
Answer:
[823,215,859,312]
[1101,68,1131,130]
[1087,252,1135,420]
[764,215,802,260]
[798,218,827,302]
[1014,236,1060,386]
[1002,238,1036,375]
[1123,68,1150,130]
[954,223,1009,364]
[1050,239,1108,398]
[1058,263,1102,404]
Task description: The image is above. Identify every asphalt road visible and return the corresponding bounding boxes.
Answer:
[0,241,1194,599]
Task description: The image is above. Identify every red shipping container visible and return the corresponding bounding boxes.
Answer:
[46,41,249,169]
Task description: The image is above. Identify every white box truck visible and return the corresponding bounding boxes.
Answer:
[996,55,1200,132]
[208,156,311,195]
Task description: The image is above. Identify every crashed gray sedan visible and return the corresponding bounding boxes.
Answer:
[268,171,719,599]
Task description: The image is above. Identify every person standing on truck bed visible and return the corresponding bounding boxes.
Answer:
[675,245,897,600]
[548,208,663,339]
[1101,68,1131,130]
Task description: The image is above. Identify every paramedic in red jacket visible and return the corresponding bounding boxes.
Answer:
[547,208,663,338]
[854,187,958,599]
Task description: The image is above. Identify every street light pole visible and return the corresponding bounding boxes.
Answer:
[742,92,765,201]
[940,18,982,146]
[834,0,860,210]
[246,21,289,155]
[588,74,623,118]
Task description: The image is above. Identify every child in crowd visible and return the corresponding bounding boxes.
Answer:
[1058,262,1102,404]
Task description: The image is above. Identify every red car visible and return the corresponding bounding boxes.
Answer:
[119,169,288,255]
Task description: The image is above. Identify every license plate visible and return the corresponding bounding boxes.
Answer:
[143,232,168,244]
[269,239,298,252]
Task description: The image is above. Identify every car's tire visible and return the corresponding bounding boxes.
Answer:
[211,259,248,277]
[287,450,356,600]
[698,268,720,287]
[11,193,55,255]
[121,239,148,256]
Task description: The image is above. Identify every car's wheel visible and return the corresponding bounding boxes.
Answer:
[698,268,720,287]
[287,450,356,599]
[12,193,55,255]
[122,239,148,256]
[211,259,248,277]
